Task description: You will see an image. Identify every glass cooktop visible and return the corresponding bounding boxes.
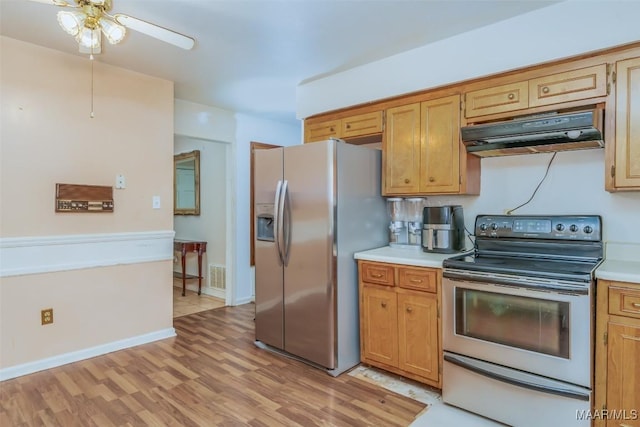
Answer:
[443,252,601,283]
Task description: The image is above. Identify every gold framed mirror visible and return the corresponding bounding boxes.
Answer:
[174,150,200,215]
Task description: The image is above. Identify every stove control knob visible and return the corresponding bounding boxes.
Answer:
[570,224,579,232]
[491,223,498,231]
[480,223,488,231]
[583,225,593,234]
[556,224,565,232]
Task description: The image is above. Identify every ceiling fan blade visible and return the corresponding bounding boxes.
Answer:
[113,14,195,50]
[27,0,74,7]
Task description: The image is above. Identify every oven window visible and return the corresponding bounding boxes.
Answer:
[455,288,570,358]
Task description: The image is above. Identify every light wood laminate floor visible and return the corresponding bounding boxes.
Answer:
[173,284,225,318]
[1,303,426,426]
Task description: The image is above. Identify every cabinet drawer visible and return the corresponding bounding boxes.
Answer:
[529,64,607,108]
[397,267,437,293]
[341,111,383,139]
[361,262,395,286]
[465,81,529,118]
[305,120,340,142]
[609,286,640,319]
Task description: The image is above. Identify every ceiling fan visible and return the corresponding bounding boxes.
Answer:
[28,0,195,54]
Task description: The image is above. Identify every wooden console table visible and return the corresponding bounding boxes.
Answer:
[174,239,207,296]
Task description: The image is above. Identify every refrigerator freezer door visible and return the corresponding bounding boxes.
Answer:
[283,141,336,369]
[254,148,285,350]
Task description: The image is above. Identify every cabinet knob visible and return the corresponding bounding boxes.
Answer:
[346,124,351,129]
[371,273,383,278]
[410,278,423,283]
[406,306,413,313]
[508,93,515,100]
[542,86,550,94]
[381,301,387,308]
[404,178,410,184]
[429,177,435,182]
[330,127,335,132]
[632,302,640,308]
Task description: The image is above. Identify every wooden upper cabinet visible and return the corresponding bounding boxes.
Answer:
[304,111,383,143]
[465,64,608,119]
[304,119,340,142]
[420,95,461,193]
[341,111,383,139]
[383,103,421,194]
[384,95,478,196]
[465,81,529,118]
[611,56,640,190]
[529,64,607,108]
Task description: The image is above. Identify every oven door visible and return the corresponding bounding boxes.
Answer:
[442,274,592,388]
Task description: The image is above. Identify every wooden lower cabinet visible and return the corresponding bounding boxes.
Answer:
[359,261,441,388]
[595,280,640,427]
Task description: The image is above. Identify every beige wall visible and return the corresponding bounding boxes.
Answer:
[0,36,175,373]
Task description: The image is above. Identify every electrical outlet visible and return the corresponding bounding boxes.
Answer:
[41,308,53,325]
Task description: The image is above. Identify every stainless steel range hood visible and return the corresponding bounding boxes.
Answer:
[461,109,604,157]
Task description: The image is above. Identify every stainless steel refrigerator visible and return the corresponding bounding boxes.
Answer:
[254,139,387,376]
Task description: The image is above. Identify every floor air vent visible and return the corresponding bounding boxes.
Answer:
[208,264,226,290]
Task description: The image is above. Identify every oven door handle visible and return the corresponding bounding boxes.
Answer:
[444,353,590,402]
[443,269,589,295]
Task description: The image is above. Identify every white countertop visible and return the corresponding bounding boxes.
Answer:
[595,242,640,284]
[354,245,470,268]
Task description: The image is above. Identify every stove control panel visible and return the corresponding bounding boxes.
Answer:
[475,215,602,241]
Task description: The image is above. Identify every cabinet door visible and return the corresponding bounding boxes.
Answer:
[341,111,383,139]
[529,64,607,108]
[606,322,640,427]
[383,103,421,194]
[614,57,640,189]
[464,81,528,118]
[305,119,341,143]
[420,95,461,193]
[361,285,399,367]
[397,291,439,382]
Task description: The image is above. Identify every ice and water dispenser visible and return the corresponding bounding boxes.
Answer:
[256,203,275,242]
[386,197,427,248]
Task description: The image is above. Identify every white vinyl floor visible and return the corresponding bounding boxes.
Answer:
[348,366,505,427]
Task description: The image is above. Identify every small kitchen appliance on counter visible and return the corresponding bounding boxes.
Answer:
[405,197,427,246]
[386,197,408,247]
[422,205,465,253]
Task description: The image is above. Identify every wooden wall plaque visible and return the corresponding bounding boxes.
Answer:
[55,183,114,213]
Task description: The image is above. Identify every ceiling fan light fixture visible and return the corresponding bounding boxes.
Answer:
[57,10,86,36]
[99,16,126,44]
[76,26,101,49]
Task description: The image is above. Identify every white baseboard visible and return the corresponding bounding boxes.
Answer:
[0,327,176,381]
[0,230,175,277]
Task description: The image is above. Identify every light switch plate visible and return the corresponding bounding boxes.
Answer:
[116,174,126,189]
[152,196,161,209]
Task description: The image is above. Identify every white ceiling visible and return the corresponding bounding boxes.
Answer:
[0,0,560,125]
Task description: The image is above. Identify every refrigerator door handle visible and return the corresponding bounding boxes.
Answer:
[282,180,291,266]
[281,180,291,266]
[274,180,284,264]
